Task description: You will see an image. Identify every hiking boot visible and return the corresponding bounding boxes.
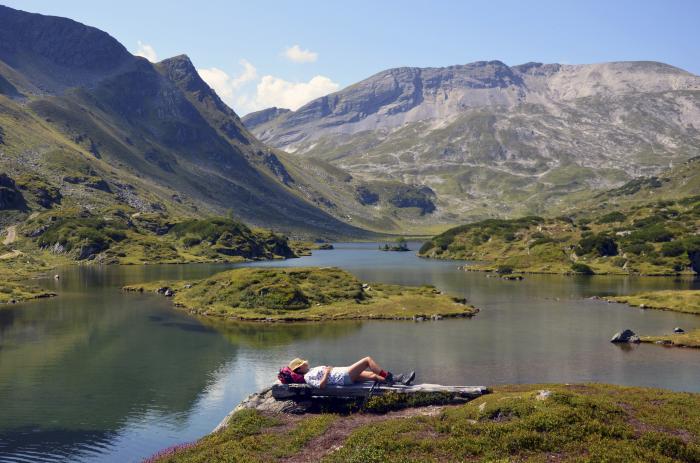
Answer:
[400,370,416,386]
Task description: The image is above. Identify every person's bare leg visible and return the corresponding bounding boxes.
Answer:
[356,371,383,382]
[347,356,386,381]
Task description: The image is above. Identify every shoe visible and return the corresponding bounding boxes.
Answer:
[400,371,415,386]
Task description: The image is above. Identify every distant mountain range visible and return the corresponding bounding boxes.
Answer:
[244,60,700,223]
[0,5,366,237]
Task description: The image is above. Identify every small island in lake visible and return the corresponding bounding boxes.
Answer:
[379,237,410,252]
[124,267,477,322]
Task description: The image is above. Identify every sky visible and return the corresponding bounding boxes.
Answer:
[4,0,699,115]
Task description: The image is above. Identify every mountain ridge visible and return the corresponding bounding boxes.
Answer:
[0,5,368,238]
[244,59,700,225]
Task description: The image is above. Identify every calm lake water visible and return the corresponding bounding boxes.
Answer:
[2,242,700,462]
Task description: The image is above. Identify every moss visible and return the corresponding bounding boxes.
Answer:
[151,384,700,463]
[123,267,478,322]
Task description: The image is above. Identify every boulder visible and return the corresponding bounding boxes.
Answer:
[673,327,685,333]
[611,329,640,343]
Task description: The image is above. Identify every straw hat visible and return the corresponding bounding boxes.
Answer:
[288,358,308,371]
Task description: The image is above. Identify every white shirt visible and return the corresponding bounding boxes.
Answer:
[304,366,348,387]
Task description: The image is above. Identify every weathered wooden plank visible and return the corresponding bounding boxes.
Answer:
[271,382,489,400]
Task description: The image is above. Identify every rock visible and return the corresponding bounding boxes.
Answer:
[656,340,673,345]
[431,314,443,321]
[611,329,640,343]
[639,304,646,309]
[413,316,425,322]
[156,287,169,294]
[536,390,552,401]
[53,274,60,280]
[183,284,193,289]
[164,289,174,297]
[674,327,685,333]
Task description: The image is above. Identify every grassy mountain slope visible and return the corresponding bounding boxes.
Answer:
[0,5,366,239]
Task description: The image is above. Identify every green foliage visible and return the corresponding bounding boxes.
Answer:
[422,216,544,253]
[661,241,685,257]
[571,262,594,274]
[596,211,626,224]
[576,234,618,257]
[496,265,514,274]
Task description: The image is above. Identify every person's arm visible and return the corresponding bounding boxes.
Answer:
[319,366,332,389]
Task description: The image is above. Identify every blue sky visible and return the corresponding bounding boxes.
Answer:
[5,0,699,115]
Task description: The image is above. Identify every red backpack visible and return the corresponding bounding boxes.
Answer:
[278,366,306,384]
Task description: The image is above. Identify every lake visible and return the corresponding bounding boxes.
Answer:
[2,242,700,462]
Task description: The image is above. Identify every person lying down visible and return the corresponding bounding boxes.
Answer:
[279,356,415,388]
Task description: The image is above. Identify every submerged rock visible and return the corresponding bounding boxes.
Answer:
[611,329,640,343]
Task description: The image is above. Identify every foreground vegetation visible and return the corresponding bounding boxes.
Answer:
[420,195,700,275]
[150,383,700,462]
[123,267,476,322]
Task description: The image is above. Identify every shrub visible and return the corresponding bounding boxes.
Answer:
[661,241,685,257]
[576,234,618,257]
[628,224,674,243]
[571,263,594,275]
[596,211,626,224]
[624,242,654,255]
[496,265,514,274]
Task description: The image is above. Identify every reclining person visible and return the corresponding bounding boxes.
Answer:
[285,356,414,388]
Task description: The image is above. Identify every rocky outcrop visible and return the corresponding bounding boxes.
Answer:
[611,329,641,343]
[0,173,25,210]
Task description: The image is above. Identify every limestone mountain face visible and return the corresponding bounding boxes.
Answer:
[245,60,700,222]
[0,5,364,238]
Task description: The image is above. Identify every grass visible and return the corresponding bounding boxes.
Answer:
[0,263,56,305]
[642,329,700,348]
[123,267,477,322]
[606,290,700,315]
[149,383,700,462]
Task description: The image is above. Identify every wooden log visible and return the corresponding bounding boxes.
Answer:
[271,382,489,400]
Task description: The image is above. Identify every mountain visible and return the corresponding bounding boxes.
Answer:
[0,5,365,238]
[244,60,700,225]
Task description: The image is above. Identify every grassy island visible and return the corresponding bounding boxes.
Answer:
[641,330,700,348]
[606,290,700,315]
[419,196,700,276]
[123,267,477,322]
[605,289,700,348]
[148,383,700,462]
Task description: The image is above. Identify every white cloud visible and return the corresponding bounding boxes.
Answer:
[283,45,318,63]
[134,40,158,62]
[254,75,338,110]
[198,60,257,103]
[197,59,338,114]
